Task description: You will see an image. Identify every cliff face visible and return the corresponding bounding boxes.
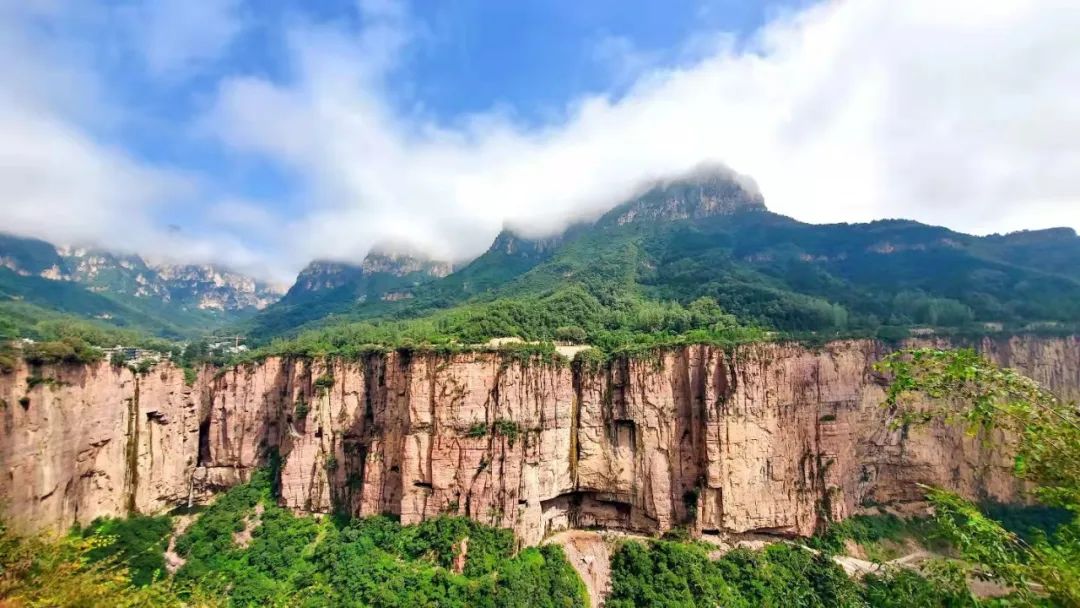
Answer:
[0,363,208,528]
[3,336,1077,543]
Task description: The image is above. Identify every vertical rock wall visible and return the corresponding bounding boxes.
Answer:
[0,363,205,529]
[2,336,1077,544]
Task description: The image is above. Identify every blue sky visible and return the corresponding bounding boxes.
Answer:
[3,0,1078,282]
[54,1,797,209]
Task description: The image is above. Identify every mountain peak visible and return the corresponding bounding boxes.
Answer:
[603,163,766,226]
[285,249,452,307]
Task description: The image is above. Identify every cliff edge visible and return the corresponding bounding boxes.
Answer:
[3,336,1077,544]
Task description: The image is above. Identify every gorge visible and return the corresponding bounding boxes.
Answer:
[4,335,1075,545]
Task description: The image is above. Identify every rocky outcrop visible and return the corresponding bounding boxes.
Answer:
[0,232,283,313]
[2,336,1077,544]
[0,364,207,528]
[283,252,453,307]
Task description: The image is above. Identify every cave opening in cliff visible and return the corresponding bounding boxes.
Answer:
[197,418,211,466]
[540,491,634,537]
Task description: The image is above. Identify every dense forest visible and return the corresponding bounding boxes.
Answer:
[2,471,588,608]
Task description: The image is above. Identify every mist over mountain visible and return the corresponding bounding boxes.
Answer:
[6,162,1080,349]
[226,166,1080,344]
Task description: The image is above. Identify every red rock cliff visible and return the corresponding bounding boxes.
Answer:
[2,336,1077,544]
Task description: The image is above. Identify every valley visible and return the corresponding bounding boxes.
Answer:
[3,168,1080,605]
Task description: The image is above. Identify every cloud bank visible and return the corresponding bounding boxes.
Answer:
[3,0,1080,282]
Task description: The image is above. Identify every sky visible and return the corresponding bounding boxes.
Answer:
[2,0,1079,284]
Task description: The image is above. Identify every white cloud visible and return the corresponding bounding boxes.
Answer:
[4,0,1080,283]
[127,0,245,77]
[0,2,271,278]
[206,0,1080,273]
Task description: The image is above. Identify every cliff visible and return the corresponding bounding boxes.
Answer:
[3,336,1077,544]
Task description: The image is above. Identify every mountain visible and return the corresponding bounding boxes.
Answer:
[246,164,1080,344]
[244,250,453,336]
[8,164,1080,346]
[0,233,284,338]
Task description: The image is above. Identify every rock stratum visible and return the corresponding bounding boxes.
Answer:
[3,336,1078,544]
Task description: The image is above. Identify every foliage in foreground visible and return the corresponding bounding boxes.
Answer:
[0,520,215,608]
[607,539,975,608]
[81,514,174,587]
[879,348,1080,606]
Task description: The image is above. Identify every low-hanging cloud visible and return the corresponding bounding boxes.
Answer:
[4,0,1080,283]
[207,0,1080,273]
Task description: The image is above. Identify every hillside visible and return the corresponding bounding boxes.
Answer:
[7,164,1080,350]
[244,165,1080,349]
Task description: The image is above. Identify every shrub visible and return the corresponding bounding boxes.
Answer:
[22,337,102,365]
[133,359,156,375]
[294,399,310,421]
[313,374,335,391]
[555,326,588,343]
[493,419,521,445]
[83,515,174,586]
[465,421,488,438]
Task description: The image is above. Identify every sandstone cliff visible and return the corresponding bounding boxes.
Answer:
[2,336,1077,544]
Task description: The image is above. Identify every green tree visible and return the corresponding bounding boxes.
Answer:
[878,348,1080,605]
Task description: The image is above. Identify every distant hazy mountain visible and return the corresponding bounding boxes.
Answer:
[243,251,454,336]
[0,233,284,338]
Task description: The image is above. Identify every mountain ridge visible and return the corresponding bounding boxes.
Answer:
[5,164,1080,346]
[241,165,1080,345]
[0,232,285,338]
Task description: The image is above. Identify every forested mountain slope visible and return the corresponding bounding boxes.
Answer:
[245,166,1080,347]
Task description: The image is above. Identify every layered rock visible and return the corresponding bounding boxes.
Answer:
[2,336,1077,544]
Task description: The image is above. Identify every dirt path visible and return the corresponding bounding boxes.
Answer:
[163,514,196,574]
[545,530,615,608]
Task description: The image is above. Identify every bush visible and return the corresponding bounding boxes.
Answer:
[83,515,174,586]
[294,399,310,421]
[608,538,972,608]
[313,374,335,391]
[22,336,102,365]
[466,421,488,438]
[555,326,588,343]
[493,419,521,445]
